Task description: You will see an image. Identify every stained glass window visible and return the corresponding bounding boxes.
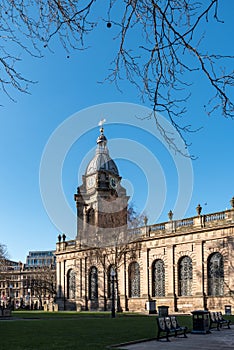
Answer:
[208,252,224,296]
[107,265,116,298]
[152,259,165,297]
[129,262,140,297]
[67,269,76,299]
[178,256,192,296]
[89,266,98,300]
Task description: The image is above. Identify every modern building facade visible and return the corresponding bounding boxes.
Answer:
[25,250,55,268]
[55,126,234,314]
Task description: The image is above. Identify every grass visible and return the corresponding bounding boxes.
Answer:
[0,312,232,350]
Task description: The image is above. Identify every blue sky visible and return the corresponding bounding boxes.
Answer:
[0,2,234,262]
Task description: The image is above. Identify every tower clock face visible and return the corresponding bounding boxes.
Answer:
[87,175,95,189]
[109,176,117,189]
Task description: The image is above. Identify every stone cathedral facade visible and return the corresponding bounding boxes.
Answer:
[55,127,234,314]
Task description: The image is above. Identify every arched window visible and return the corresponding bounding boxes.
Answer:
[178,256,193,296]
[67,269,76,299]
[129,262,140,297]
[89,266,98,300]
[152,259,165,297]
[87,208,95,225]
[207,252,224,296]
[107,265,116,299]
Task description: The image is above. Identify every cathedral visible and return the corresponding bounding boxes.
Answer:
[55,126,234,314]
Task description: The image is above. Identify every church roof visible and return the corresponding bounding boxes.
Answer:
[85,126,119,176]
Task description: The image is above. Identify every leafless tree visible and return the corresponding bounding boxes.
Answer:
[1,1,234,147]
[128,202,147,229]
[85,202,144,311]
[24,266,56,309]
[0,244,8,261]
[88,227,142,311]
[0,244,9,276]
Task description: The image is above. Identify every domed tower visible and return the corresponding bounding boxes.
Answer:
[74,125,129,245]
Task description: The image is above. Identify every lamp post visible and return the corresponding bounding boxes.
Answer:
[110,269,116,318]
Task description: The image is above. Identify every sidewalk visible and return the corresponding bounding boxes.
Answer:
[117,327,234,350]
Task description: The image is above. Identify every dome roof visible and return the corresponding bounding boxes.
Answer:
[85,127,119,176]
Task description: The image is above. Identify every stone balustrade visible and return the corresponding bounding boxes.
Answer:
[56,208,234,251]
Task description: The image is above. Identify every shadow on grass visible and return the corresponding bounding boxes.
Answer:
[1,313,233,350]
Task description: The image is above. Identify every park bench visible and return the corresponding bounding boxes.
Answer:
[0,307,12,317]
[156,315,188,341]
[209,311,231,331]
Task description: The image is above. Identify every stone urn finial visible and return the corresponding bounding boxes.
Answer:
[230,197,234,209]
[62,233,66,242]
[58,234,61,243]
[196,204,202,216]
[168,210,173,221]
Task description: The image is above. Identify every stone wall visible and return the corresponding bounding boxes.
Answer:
[55,208,234,314]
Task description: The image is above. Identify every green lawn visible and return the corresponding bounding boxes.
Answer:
[0,312,232,350]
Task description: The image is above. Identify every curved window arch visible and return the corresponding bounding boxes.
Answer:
[178,256,193,296]
[107,265,116,299]
[129,262,140,298]
[207,252,224,296]
[152,259,165,297]
[87,208,95,225]
[89,266,98,300]
[67,269,76,299]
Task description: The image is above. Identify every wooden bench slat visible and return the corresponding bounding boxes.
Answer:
[156,316,187,341]
[209,311,231,331]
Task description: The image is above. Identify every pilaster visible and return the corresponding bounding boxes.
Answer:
[141,248,149,298]
[194,242,204,296]
[166,246,174,297]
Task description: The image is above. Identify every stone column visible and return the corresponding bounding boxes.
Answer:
[194,242,204,297]
[166,245,174,297]
[192,241,206,310]
[98,264,105,311]
[83,207,87,230]
[57,260,61,298]
[118,258,125,311]
[123,253,128,311]
[62,259,66,310]
[227,235,234,294]
[141,248,148,298]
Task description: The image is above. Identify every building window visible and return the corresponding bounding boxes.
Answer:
[152,259,165,297]
[67,269,76,299]
[207,252,224,296]
[178,256,193,296]
[107,265,116,299]
[89,266,98,300]
[87,208,95,225]
[129,262,140,298]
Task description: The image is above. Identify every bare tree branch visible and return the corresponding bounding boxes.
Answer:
[0,1,233,150]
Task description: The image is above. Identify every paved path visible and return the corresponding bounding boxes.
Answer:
[117,327,234,350]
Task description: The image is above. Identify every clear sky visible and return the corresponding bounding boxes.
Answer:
[0,2,234,262]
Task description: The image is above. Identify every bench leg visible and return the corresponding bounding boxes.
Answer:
[166,332,170,342]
